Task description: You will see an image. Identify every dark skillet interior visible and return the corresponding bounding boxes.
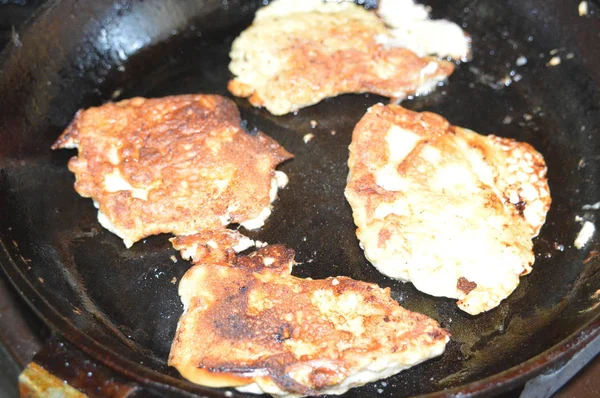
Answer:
[1,0,599,397]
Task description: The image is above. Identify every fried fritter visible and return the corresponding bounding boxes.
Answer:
[52,95,292,247]
[169,245,449,397]
[345,104,551,315]
[228,0,462,115]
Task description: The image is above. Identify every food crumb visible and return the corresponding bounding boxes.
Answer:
[303,133,314,143]
[566,52,575,60]
[170,255,178,263]
[516,55,528,66]
[171,277,177,284]
[523,113,533,121]
[330,130,337,135]
[547,56,561,67]
[111,88,123,99]
[255,240,268,248]
[502,115,513,124]
[10,26,22,47]
[575,221,595,249]
[38,277,44,283]
[582,201,600,210]
[579,1,588,16]
[310,120,318,128]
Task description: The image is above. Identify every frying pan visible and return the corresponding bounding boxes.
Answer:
[0,0,599,396]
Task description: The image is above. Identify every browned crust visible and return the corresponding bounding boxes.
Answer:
[457,277,477,295]
[228,9,455,115]
[52,95,292,245]
[345,104,552,314]
[347,104,551,235]
[346,104,451,219]
[169,245,449,395]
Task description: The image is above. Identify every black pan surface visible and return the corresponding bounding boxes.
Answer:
[0,0,599,396]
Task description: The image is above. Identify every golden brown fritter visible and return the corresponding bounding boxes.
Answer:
[228,0,456,115]
[345,104,551,315]
[52,95,292,247]
[169,245,449,397]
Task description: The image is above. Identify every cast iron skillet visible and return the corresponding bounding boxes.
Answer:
[0,0,599,396]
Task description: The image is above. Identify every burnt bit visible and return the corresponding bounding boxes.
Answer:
[427,329,448,340]
[457,277,477,294]
[274,324,292,342]
[272,372,316,396]
[514,201,526,217]
[206,363,266,374]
